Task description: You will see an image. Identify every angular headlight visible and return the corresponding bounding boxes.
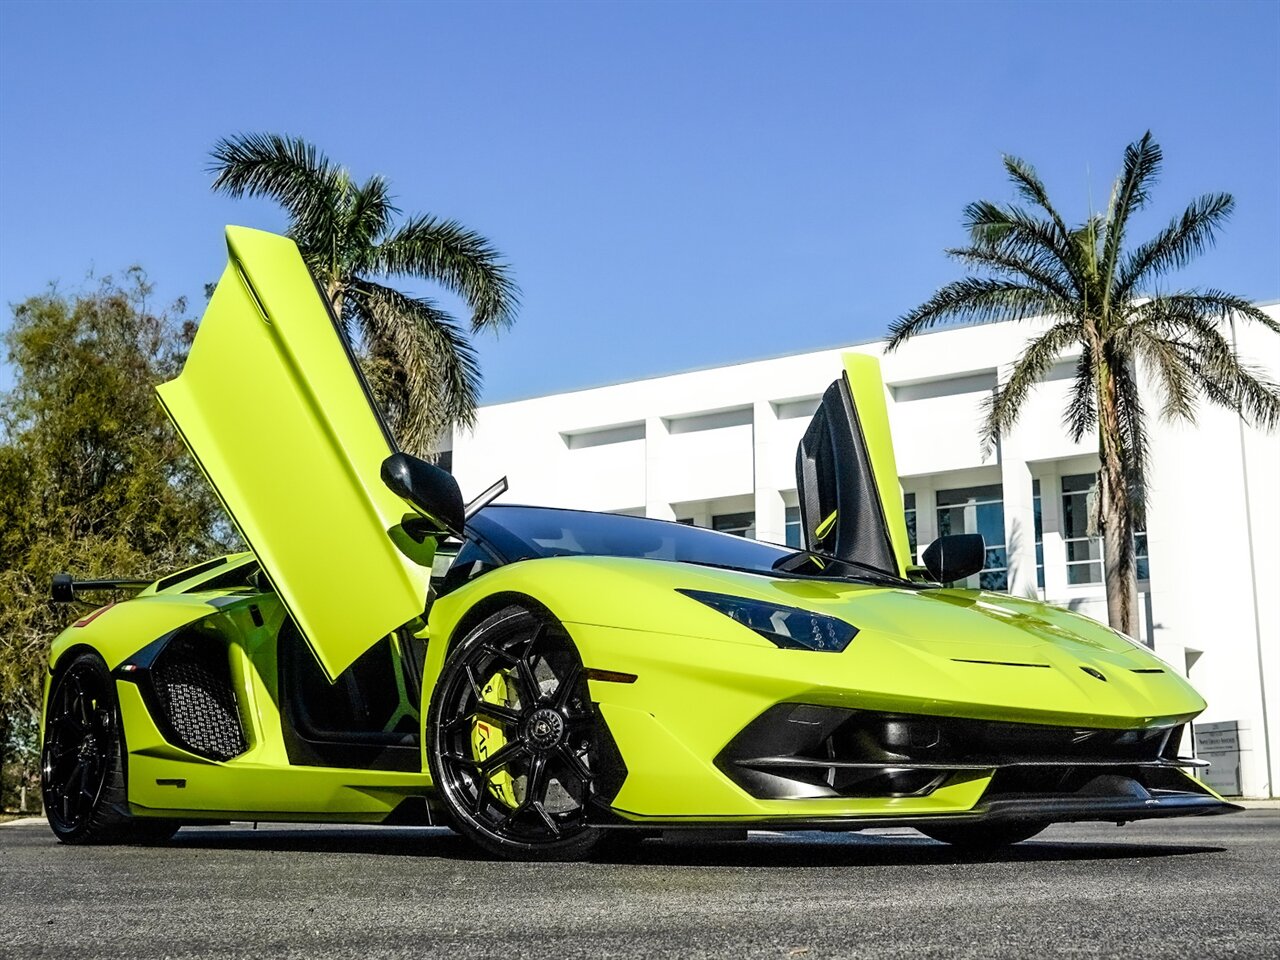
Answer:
[677,589,858,652]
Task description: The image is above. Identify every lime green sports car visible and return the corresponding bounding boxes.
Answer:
[39,227,1235,860]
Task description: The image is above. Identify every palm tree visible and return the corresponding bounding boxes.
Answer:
[208,133,519,455]
[887,132,1280,636]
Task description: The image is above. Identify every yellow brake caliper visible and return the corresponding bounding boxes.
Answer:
[471,670,519,808]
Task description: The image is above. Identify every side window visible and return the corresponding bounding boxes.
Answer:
[438,538,500,596]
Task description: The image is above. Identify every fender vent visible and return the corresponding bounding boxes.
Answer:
[151,633,247,761]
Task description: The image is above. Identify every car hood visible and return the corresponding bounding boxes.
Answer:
[500,556,1202,728]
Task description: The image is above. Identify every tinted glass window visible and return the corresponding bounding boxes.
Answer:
[469,505,791,575]
[712,511,755,539]
[936,483,1007,591]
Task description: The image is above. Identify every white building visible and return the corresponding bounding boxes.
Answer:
[448,306,1280,799]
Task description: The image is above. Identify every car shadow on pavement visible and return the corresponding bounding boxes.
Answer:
[164,825,1225,867]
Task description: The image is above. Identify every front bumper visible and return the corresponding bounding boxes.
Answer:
[569,621,1231,826]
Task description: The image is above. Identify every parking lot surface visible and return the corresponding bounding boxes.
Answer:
[1,811,1276,959]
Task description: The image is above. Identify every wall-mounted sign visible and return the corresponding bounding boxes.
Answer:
[1193,721,1242,797]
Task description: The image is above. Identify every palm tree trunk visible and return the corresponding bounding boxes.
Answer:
[1097,365,1140,638]
[326,280,345,321]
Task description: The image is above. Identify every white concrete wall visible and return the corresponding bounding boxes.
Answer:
[452,305,1280,797]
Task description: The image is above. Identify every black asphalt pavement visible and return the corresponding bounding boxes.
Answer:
[1,812,1277,959]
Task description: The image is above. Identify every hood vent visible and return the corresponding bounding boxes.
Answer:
[951,658,1050,668]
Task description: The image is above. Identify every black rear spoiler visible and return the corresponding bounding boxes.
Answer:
[51,573,151,603]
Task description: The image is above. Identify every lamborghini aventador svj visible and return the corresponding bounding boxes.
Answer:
[39,226,1237,861]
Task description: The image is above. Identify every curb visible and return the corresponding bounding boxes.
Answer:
[0,816,43,827]
[1236,799,1280,810]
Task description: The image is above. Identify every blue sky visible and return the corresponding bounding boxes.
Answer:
[1,0,1277,403]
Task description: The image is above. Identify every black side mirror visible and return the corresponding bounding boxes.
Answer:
[380,453,465,539]
[921,534,985,585]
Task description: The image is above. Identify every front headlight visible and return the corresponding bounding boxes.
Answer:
[677,589,858,652]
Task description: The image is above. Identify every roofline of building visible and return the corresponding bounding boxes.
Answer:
[475,298,1280,411]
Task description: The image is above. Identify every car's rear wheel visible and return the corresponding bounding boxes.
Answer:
[42,651,178,845]
[427,605,605,861]
[917,821,1047,848]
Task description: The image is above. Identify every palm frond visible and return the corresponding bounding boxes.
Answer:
[1127,328,1198,422]
[945,245,1075,302]
[1064,345,1097,443]
[1116,194,1235,299]
[345,176,399,272]
[1101,132,1162,305]
[886,279,1072,350]
[1124,295,1280,430]
[350,279,482,453]
[1183,340,1280,431]
[207,133,343,252]
[1072,216,1107,284]
[1203,357,1280,431]
[1108,354,1151,484]
[374,216,520,331]
[981,319,1082,447]
[1002,155,1072,245]
[1133,290,1280,337]
[963,201,1082,293]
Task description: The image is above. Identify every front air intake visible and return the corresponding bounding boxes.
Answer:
[716,704,1195,801]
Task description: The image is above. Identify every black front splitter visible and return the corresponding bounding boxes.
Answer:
[593,792,1241,831]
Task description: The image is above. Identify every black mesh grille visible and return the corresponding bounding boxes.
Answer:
[717,705,1180,801]
[151,633,247,761]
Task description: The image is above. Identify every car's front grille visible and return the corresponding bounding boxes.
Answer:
[716,704,1190,800]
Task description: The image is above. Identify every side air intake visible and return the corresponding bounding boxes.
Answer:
[150,633,248,761]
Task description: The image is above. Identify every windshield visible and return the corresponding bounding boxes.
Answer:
[468,505,793,576]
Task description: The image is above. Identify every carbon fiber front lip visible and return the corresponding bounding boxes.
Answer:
[593,792,1241,830]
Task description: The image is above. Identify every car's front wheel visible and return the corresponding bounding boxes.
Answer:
[41,651,178,845]
[917,821,1047,849]
[426,605,606,861]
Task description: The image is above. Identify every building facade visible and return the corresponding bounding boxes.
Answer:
[448,307,1280,798]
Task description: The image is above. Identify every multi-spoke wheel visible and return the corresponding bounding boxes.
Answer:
[427,606,606,860]
[42,651,177,845]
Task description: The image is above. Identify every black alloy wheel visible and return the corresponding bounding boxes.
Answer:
[427,606,606,860]
[41,651,177,844]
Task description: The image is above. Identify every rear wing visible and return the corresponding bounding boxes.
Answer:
[51,573,150,603]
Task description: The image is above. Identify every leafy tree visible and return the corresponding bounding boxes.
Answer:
[887,132,1280,635]
[0,272,234,807]
[208,133,520,455]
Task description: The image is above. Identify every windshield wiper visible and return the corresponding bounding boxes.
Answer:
[770,548,916,587]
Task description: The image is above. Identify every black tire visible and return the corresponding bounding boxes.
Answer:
[41,651,179,845]
[917,821,1047,848]
[427,606,604,861]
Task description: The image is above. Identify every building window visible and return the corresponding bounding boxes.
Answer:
[1135,531,1150,581]
[785,506,802,547]
[936,484,1007,591]
[904,492,917,561]
[1032,479,1044,590]
[1061,474,1102,585]
[1133,495,1151,581]
[712,511,755,539]
[1061,473,1151,586]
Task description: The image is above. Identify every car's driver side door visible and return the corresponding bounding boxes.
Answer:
[157,226,434,680]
